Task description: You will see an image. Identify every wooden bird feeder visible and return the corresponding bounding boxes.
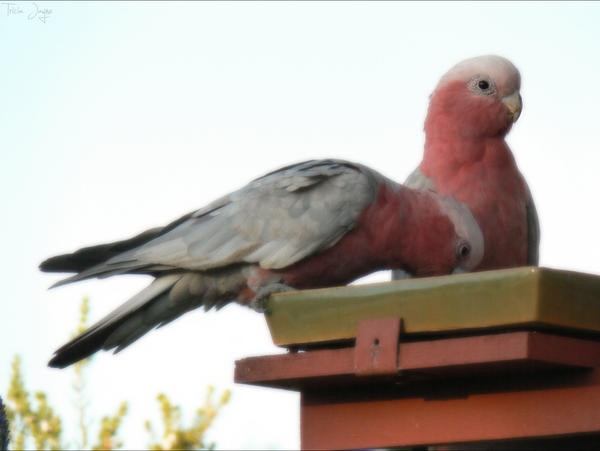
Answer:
[235,267,600,449]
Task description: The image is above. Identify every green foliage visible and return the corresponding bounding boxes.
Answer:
[145,387,231,450]
[92,402,128,450]
[5,356,62,450]
[3,297,230,450]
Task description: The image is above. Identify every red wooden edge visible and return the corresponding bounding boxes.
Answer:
[235,330,600,390]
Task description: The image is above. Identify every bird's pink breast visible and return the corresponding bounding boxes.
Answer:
[421,81,529,270]
[422,138,528,269]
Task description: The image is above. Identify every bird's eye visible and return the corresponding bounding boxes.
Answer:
[468,75,497,96]
[457,242,471,260]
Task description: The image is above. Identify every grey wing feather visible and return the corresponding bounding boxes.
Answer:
[47,275,182,367]
[139,159,378,270]
[60,160,380,284]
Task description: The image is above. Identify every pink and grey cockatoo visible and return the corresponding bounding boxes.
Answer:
[43,54,537,368]
[394,55,539,280]
[41,159,484,368]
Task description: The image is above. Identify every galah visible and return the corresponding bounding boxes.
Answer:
[397,55,539,279]
[41,159,484,368]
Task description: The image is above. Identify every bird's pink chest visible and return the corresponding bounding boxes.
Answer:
[424,145,528,269]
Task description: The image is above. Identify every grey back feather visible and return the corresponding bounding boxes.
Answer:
[60,160,382,284]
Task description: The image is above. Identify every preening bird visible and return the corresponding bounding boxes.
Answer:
[43,55,539,368]
[399,55,539,277]
[41,159,483,368]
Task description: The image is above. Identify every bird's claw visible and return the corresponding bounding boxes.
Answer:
[250,283,294,313]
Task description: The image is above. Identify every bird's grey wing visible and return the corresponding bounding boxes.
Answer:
[58,159,380,284]
[525,188,540,266]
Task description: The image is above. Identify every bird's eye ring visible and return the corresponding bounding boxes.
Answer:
[468,75,497,96]
[457,242,471,260]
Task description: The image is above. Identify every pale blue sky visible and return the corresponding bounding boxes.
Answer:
[2,2,600,449]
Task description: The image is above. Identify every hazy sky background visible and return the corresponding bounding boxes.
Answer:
[2,1,600,449]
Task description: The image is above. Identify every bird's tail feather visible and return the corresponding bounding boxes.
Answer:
[39,228,164,274]
[48,260,152,289]
[39,207,200,276]
[48,269,247,368]
[48,275,182,368]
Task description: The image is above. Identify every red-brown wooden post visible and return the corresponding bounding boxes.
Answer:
[235,268,600,449]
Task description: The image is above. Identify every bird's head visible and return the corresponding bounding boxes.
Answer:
[403,190,485,277]
[435,195,485,273]
[425,55,522,139]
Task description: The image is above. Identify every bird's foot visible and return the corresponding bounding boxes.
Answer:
[250,283,295,313]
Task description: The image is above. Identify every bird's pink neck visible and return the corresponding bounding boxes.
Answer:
[421,135,516,184]
[420,97,518,199]
[367,185,458,276]
[420,83,516,184]
[275,184,458,288]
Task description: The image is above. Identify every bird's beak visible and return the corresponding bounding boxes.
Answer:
[501,90,522,123]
